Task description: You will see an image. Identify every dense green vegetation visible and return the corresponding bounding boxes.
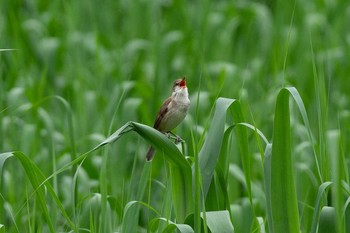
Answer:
[1,0,350,232]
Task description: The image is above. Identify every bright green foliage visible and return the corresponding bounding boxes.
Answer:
[270,88,300,232]
[1,0,350,232]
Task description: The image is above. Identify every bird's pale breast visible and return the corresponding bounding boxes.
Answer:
[158,88,190,132]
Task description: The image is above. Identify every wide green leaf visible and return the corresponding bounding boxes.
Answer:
[197,98,235,199]
[197,98,252,203]
[203,210,234,233]
[269,88,300,232]
[185,210,234,233]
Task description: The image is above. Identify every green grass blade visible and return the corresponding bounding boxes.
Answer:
[214,126,235,213]
[0,152,13,187]
[132,122,190,169]
[237,122,269,145]
[253,217,265,233]
[327,130,345,232]
[121,163,152,233]
[122,200,160,232]
[0,49,17,52]
[53,96,77,164]
[194,97,253,230]
[285,86,322,182]
[231,102,252,203]
[310,181,332,233]
[263,143,273,233]
[197,98,235,199]
[193,136,203,233]
[230,198,254,233]
[197,97,252,203]
[148,217,194,233]
[184,210,234,233]
[318,207,337,233]
[170,164,193,223]
[0,152,16,229]
[10,152,56,233]
[270,88,300,232]
[202,210,234,233]
[344,196,350,232]
[309,34,330,182]
[163,224,194,233]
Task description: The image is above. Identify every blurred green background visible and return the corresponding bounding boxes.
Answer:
[1,0,350,232]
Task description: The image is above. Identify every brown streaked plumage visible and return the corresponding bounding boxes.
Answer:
[153,97,171,130]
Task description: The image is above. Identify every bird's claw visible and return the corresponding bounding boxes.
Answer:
[174,136,183,145]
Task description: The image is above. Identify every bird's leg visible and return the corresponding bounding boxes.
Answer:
[168,131,183,144]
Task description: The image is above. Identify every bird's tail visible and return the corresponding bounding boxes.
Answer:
[146,147,155,161]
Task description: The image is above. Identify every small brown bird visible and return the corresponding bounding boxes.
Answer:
[146,77,190,161]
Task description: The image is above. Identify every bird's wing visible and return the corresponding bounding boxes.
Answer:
[153,97,171,130]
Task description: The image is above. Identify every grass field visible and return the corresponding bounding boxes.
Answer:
[1,0,350,232]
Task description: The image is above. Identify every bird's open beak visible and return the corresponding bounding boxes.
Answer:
[179,77,186,88]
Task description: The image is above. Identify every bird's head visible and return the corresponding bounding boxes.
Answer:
[172,76,187,92]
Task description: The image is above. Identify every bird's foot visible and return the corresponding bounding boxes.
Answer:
[166,131,183,144]
[174,135,183,145]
